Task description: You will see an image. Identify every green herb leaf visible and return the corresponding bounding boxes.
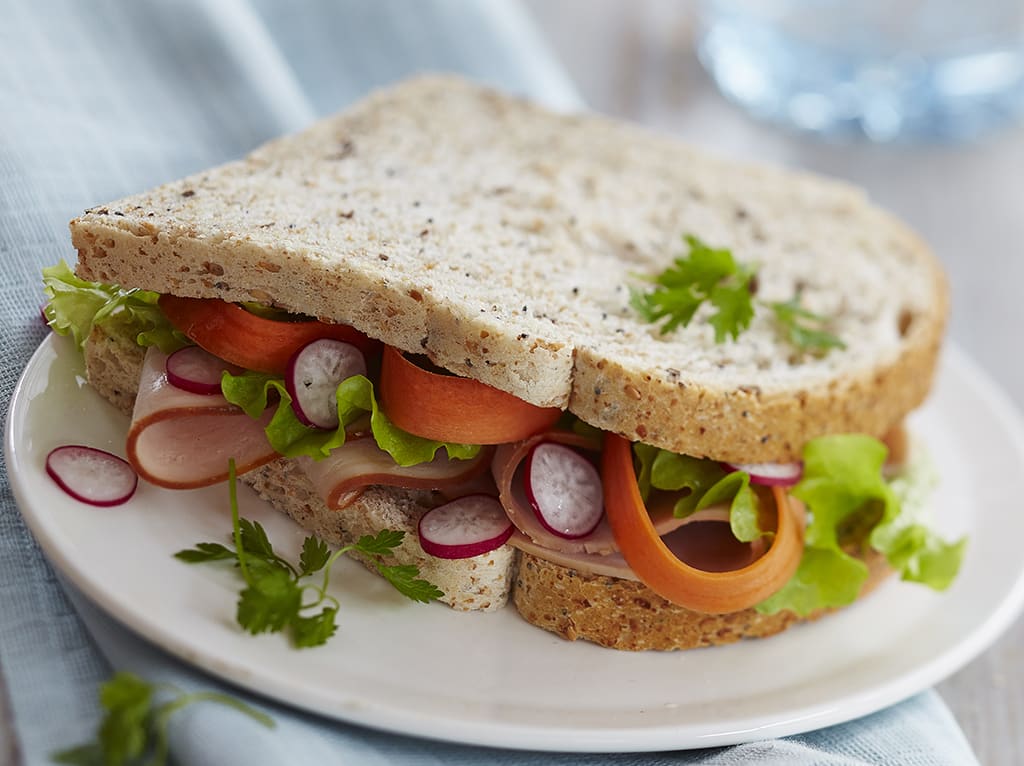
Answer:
[631,235,755,341]
[633,236,845,352]
[630,284,703,334]
[173,542,237,564]
[52,671,273,765]
[51,744,105,765]
[377,564,445,603]
[177,469,442,649]
[97,672,152,766]
[291,607,339,648]
[353,529,406,556]
[299,535,331,575]
[709,277,756,342]
[238,518,276,561]
[236,568,302,635]
[769,296,846,354]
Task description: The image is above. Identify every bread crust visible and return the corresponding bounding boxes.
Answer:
[70,75,948,462]
[513,547,893,651]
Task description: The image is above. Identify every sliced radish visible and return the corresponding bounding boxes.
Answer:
[285,339,367,429]
[46,445,138,506]
[524,442,603,539]
[418,494,513,559]
[724,460,804,487]
[165,346,240,395]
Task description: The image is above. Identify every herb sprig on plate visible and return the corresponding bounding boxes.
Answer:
[174,460,443,648]
[52,672,273,766]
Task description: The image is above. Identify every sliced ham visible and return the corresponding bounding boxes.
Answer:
[126,347,278,488]
[492,432,690,555]
[299,437,494,509]
[511,507,764,580]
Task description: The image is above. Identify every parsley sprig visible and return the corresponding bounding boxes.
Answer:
[52,672,273,766]
[767,295,846,354]
[631,235,845,354]
[631,235,756,342]
[174,460,443,648]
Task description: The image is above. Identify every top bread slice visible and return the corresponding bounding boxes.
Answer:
[70,75,947,463]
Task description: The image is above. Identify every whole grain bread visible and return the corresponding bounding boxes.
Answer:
[513,547,892,651]
[83,325,515,612]
[70,75,947,463]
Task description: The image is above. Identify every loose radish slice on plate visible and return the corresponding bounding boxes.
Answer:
[418,494,513,559]
[524,442,603,539]
[46,445,138,506]
[286,339,367,429]
[724,461,804,487]
[166,346,239,395]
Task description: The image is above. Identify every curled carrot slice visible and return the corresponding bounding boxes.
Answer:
[601,434,804,614]
[378,346,562,445]
[159,295,377,375]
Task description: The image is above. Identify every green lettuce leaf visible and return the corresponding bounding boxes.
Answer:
[757,434,965,616]
[697,471,761,543]
[220,372,349,459]
[221,371,480,466]
[634,444,762,539]
[42,261,185,353]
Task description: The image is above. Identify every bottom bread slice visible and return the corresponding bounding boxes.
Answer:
[514,547,892,651]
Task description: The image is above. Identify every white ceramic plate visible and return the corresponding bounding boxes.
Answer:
[7,334,1024,752]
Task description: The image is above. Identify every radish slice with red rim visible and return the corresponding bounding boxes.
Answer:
[418,494,513,559]
[285,339,366,429]
[723,460,803,487]
[166,346,241,395]
[46,445,138,506]
[524,442,603,539]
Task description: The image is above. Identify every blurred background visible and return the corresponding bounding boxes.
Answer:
[522,1,1023,762]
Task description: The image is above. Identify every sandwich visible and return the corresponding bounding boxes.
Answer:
[44,75,963,651]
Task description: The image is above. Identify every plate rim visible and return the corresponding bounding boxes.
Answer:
[7,334,1024,752]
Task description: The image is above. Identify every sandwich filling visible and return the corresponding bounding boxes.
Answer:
[42,262,965,620]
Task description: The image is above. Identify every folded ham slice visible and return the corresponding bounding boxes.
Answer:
[509,506,759,579]
[299,437,494,509]
[126,347,278,488]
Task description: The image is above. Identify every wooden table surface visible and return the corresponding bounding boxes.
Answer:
[523,2,1024,764]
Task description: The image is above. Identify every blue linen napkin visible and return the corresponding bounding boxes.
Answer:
[0,1,980,764]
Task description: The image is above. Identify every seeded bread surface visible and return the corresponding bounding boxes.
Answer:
[71,75,947,463]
